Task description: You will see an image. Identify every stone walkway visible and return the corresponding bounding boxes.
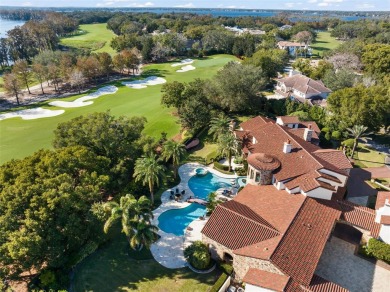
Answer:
[150,163,237,269]
[316,237,390,292]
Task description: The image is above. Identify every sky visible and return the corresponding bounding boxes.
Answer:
[1,0,389,11]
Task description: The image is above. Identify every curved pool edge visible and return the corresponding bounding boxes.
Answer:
[151,162,236,269]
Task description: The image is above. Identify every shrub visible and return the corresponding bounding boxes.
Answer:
[39,270,56,287]
[235,167,247,176]
[209,273,228,292]
[233,157,243,164]
[219,262,233,275]
[366,238,390,264]
[214,161,229,171]
[184,241,211,270]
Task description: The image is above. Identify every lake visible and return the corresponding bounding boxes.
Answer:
[0,18,25,37]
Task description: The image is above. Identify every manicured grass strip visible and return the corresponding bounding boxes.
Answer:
[0,54,237,164]
[354,146,386,168]
[60,23,117,54]
[73,232,221,292]
[311,31,340,57]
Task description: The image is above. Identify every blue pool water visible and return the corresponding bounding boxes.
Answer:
[158,204,206,236]
[188,172,232,200]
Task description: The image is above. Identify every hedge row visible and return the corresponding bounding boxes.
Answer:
[209,272,229,292]
[366,238,390,264]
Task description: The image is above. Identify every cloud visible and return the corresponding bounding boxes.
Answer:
[174,2,194,7]
[22,1,32,5]
[356,3,375,8]
[96,0,154,6]
[285,2,295,7]
[307,0,317,3]
[318,2,329,6]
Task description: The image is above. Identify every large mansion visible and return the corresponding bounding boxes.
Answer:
[201,116,386,292]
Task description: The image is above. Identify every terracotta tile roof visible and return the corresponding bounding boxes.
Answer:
[278,74,332,95]
[201,204,279,250]
[337,200,381,237]
[376,191,390,210]
[242,122,349,193]
[319,172,342,183]
[332,186,347,201]
[243,268,290,291]
[240,116,274,132]
[233,235,282,259]
[234,185,306,233]
[247,153,281,171]
[380,215,390,225]
[277,116,300,124]
[271,198,341,286]
[300,121,321,133]
[313,150,353,170]
[287,127,320,142]
[285,276,349,292]
[308,274,349,292]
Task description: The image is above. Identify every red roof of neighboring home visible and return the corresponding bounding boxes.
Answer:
[375,191,390,210]
[243,268,290,292]
[277,74,332,95]
[308,274,349,292]
[277,116,300,124]
[270,198,341,286]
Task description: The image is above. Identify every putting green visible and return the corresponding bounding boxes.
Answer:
[0,54,237,164]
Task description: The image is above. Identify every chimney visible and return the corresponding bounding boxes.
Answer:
[283,139,292,153]
[304,124,313,142]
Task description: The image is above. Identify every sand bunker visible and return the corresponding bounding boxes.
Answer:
[0,108,65,121]
[49,85,118,108]
[171,59,194,67]
[176,65,196,73]
[122,76,166,89]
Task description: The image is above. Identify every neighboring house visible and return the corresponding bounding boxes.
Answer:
[375,192,390,243]
[201,116,382,292]
[275,74,332,104]
[279,24,293,30]
[223,26,266,35]
[277,41,310,56]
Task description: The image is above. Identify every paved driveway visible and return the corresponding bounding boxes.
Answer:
[316,237,390,292]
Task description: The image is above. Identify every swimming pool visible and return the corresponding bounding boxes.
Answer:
[188,172,232,200]
[158,203,206,236]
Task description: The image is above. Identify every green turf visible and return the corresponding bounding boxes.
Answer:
[354,146,386,168]
[73,230,220,292]
[0,55,237,164]
[60,23,117,54]
[311,32,340,57]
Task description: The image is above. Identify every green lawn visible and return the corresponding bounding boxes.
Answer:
[0,54,236,164]
[60,23,117,54]
[353,146,386,168]
[311,31,340,57]
[73,230,220,292]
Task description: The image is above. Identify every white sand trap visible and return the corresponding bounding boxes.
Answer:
[171,59,194,67]
[49,85,118,108]
[0,108,65,121]
[176,65,196,73]
[122,76,166,89]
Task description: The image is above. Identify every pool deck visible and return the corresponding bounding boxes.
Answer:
[150,163,237,269]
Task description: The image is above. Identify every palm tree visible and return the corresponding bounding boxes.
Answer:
[103,194,156,250]
[133,154,166,204]
[130,220,159,251]
[208,114,231,141]
[217,132,240,172]
[346,125,373,158]
[161,140,186,179]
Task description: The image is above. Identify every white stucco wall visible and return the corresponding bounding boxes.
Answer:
[318,169,348,187]
[302,187,333,200]
[375,201,390,244]
[245,283,275,292]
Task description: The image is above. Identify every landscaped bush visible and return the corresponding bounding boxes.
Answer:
[214,161,229,172]
[219,262,233,275]
[235,167,247,176]
[184,241,211,270]
[366,238,390,264]
[209,272,229,292]
[233,157,243,164]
